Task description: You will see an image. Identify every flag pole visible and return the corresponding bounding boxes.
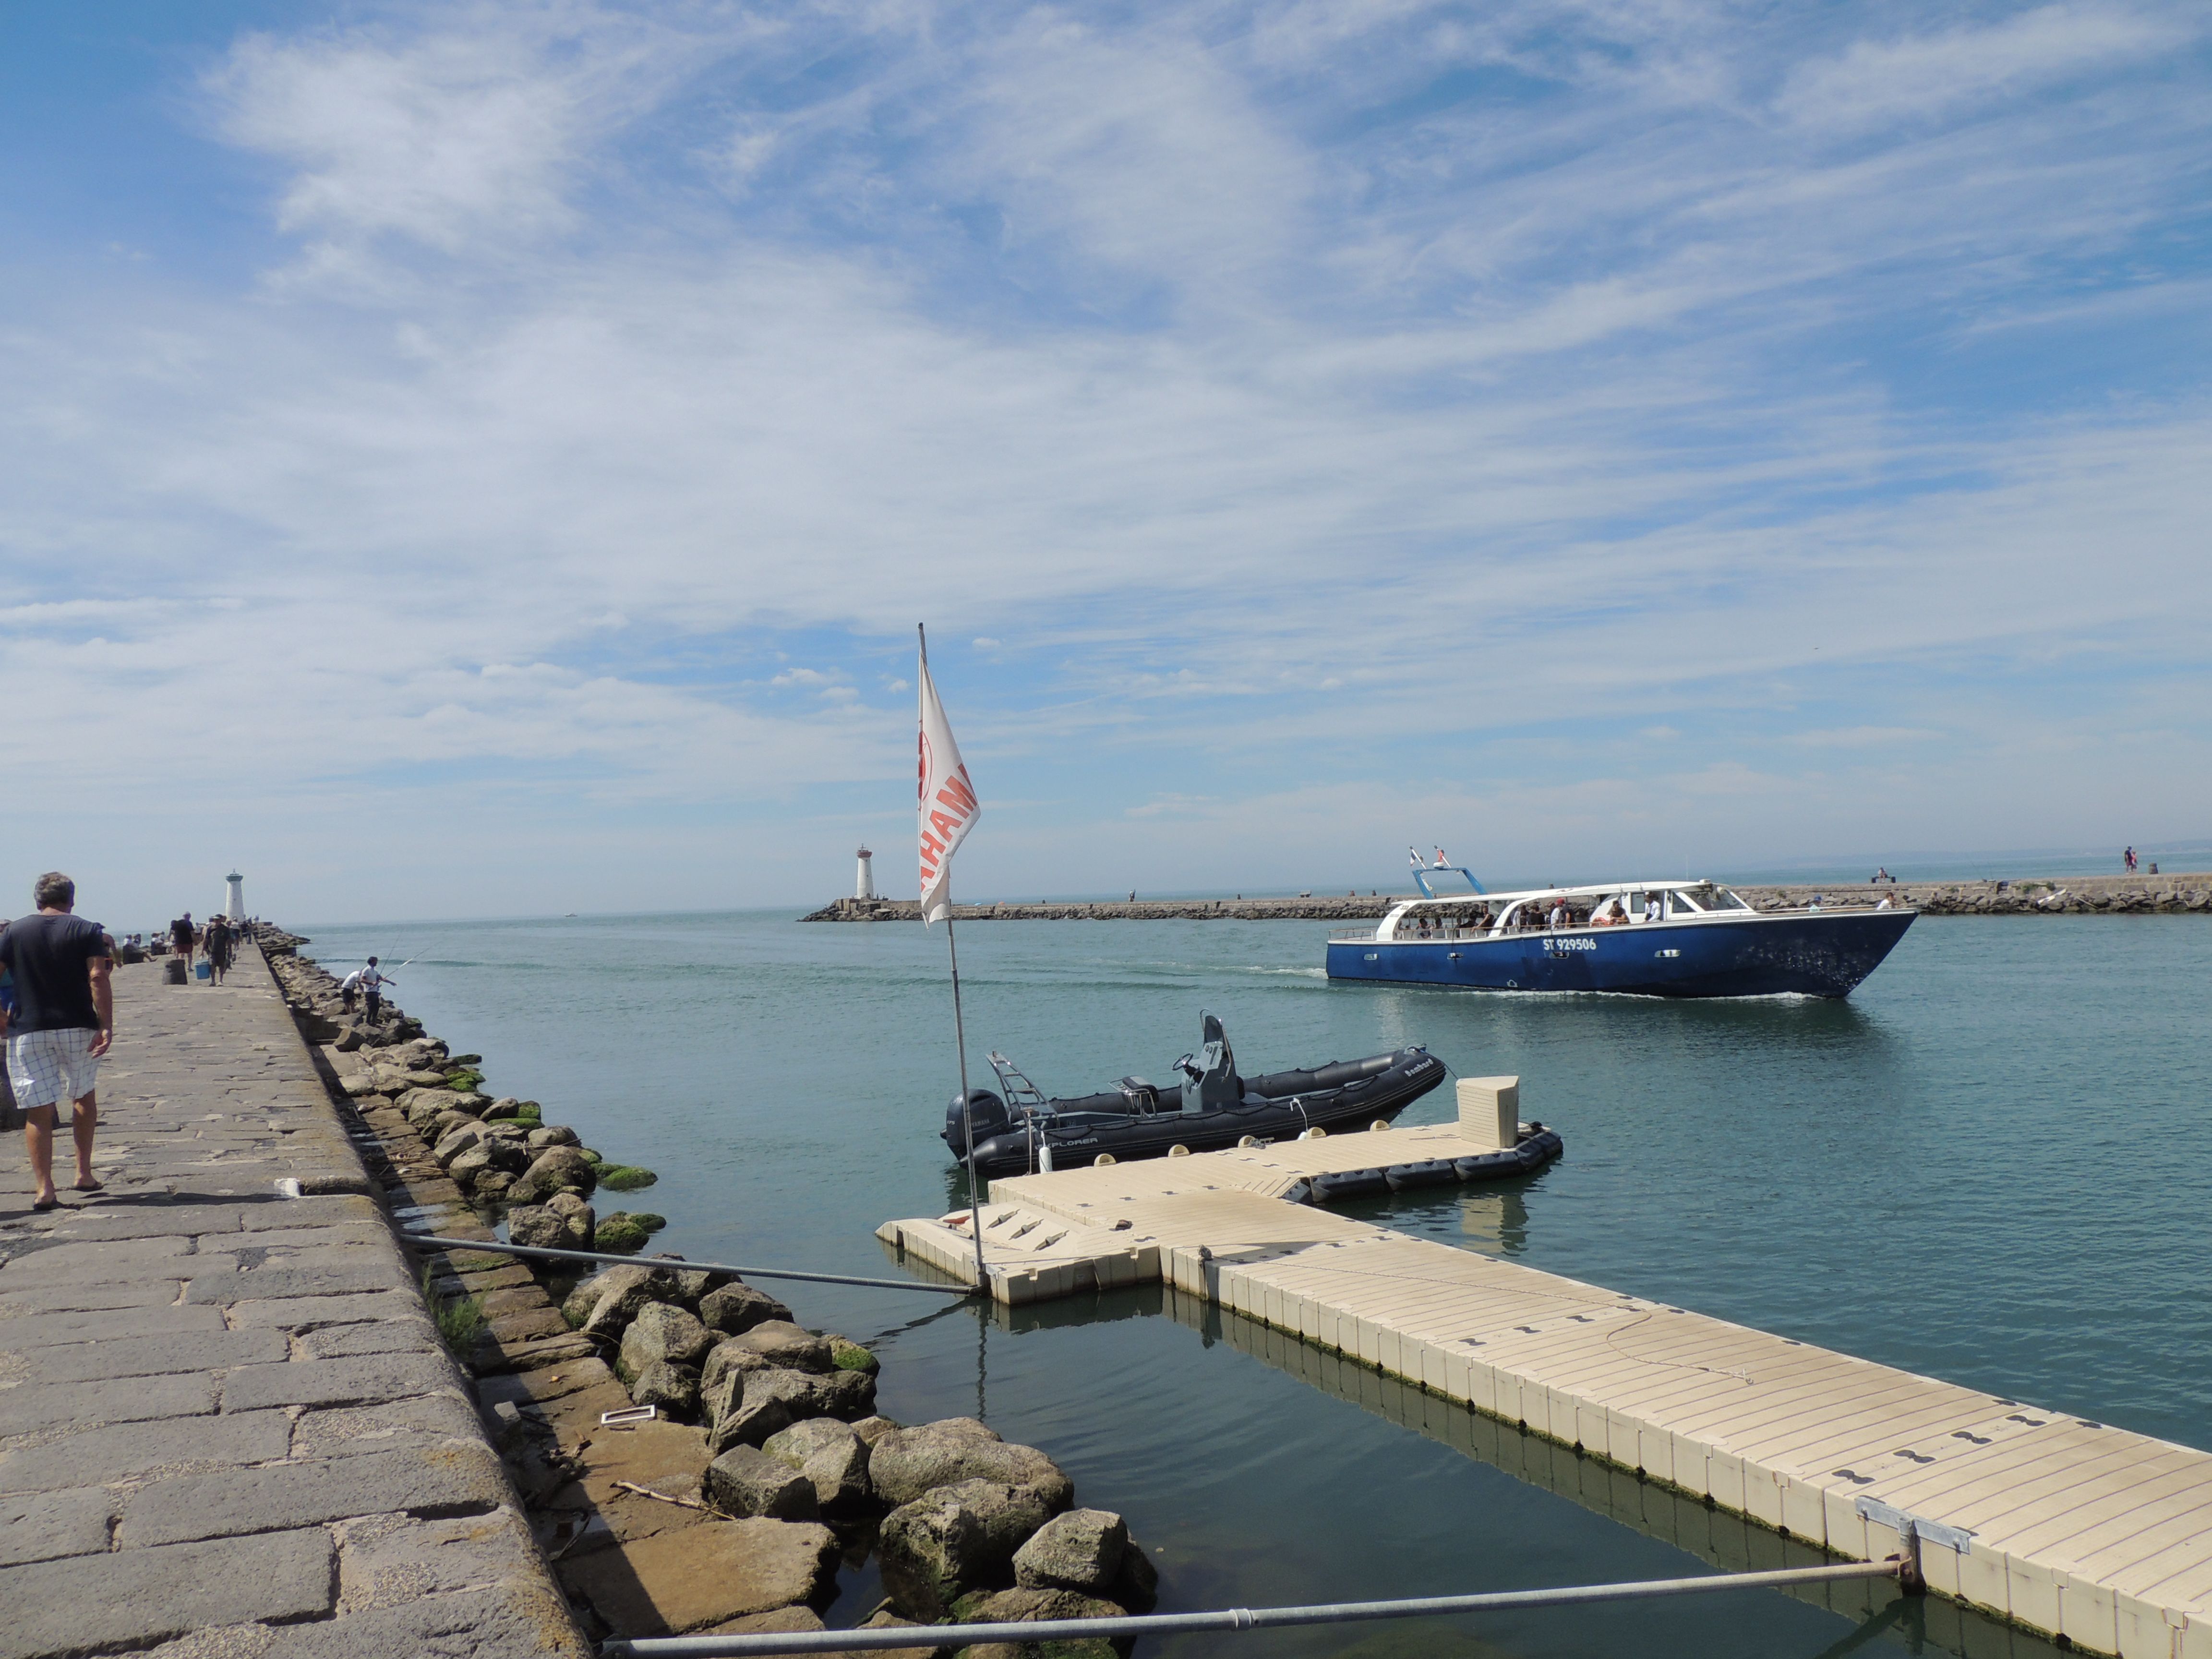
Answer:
[921,624,988,1291]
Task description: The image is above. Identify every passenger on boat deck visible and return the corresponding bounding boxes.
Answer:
[1547,899,1567,929]
[1592,899,1625,927]
[1645,895,1661,922]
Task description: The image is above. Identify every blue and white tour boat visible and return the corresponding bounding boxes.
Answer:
[1324,855,1915,998]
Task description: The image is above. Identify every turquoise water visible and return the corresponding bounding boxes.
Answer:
[301,912,2212,1658]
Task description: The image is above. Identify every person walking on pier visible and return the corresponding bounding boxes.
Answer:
[169,911,195,968]
[204,915,234,985]
[0,873,115,1211]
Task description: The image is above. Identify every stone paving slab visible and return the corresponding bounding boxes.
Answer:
[0,1411,296,1491]
[0,948,589,1659]
[0,1528,338,1659]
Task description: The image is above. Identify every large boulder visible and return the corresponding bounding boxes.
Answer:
[526,1123,579,1149]
[762,1418,872,1515]
[622,1302,714,1374]
[952,1587,1128,1659]
[870,1419,1073,1511]
[938,1479,1057,1568]
[511,1199,596,1253]
[698,1282,793,1334]
[1012,1510,1125,1597]
[570,1262,683,1338]
[509,1145,599,1203]
[449,1137,529,1185]
[823,1369,878,1420]
[877,1488,992,1620]
[720,1320,831,1373]
[703,1444,821,1521]
[827,1335,880,1375]
[629,1359,700,1419]
[666,1265,738,1307]
[706,1366,841,1454]
[430,1121,490,1168]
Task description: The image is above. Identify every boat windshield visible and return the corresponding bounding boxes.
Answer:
[1670,886,1749,915]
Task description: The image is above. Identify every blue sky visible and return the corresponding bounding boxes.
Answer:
[2,0,2208,924]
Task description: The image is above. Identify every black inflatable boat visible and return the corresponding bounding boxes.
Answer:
[1293,1124,1565,1206]
[944,1012,1448,1178]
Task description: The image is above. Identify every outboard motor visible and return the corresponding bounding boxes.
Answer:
[944,1088,1010,1154]
[1174,1011,1242,1113]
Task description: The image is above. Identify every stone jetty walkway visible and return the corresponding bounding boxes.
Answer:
[0,948,585,1659]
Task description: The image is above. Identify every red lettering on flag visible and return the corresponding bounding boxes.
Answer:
[937,771,977,816]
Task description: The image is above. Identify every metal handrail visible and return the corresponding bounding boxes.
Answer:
[403,1233,977,1296]
[602,1558,1905,1655]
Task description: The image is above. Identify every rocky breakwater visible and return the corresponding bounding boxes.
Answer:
[805,893,1402,922]
[542,1260,1159,1647]
[264,939,1162,1651]
[1734,870,2212,916]
[265,950,667,1261]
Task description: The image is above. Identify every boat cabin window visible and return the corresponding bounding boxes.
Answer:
[1666,889,1704,917]
[1699,886,1750,911]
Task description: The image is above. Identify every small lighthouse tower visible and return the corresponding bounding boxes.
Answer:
[224,871,245,922]
[855,846,875,901]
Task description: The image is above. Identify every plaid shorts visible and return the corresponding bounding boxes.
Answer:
[7,1027,100,1109]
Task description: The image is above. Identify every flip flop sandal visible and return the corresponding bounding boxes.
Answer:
[31,1197,59,1212]
[72,1179,105,1193]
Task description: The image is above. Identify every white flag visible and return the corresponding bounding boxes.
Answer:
[917,644,980,926]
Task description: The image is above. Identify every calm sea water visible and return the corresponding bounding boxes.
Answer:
[301,911,2212,1659]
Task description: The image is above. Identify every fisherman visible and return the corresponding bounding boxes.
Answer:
[358,956,389,1023]
[339,965,362,1015]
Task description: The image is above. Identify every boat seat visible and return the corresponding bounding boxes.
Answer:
[1176,1011,1243,1113]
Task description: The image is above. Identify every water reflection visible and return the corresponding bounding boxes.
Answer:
[1456,1185,1531,1256]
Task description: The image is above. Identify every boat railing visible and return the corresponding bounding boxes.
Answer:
[1328,926,1381,942]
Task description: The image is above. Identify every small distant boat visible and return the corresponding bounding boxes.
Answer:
[1326,859,1915,998]
[946,1013,1446,1178]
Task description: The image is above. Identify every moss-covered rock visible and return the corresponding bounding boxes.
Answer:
[633,1212,668,1233]
[595,1214,651,1254]
[829,1336,880,1375]
[444,1067,485,1091]
[598,1164,659,1191]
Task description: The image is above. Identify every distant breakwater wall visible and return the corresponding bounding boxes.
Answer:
[803,870,2212,922]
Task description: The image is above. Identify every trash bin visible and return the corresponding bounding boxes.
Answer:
[164,959,188,985]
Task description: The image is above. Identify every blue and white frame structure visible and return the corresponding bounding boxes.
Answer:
[1326,872,1915,998]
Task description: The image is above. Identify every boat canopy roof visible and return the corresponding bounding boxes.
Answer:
[1388,879,1743,911]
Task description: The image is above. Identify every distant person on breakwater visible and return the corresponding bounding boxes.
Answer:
[2124,846,2137,872]
[169,912,195,967]
[0,873,115,1211]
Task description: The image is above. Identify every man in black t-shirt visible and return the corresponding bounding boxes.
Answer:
[0,872,115,1211]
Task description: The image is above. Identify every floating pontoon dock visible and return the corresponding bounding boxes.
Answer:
[879,1079,2212,1659]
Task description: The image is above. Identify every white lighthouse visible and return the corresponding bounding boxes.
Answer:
[224,870,245,922]
[855,846,875,901]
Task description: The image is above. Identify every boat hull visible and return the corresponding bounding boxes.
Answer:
[1325,910,1915,998]
[957,1048,1447,1178]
